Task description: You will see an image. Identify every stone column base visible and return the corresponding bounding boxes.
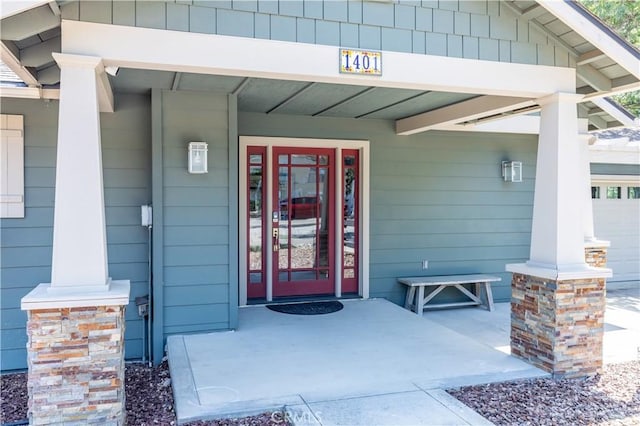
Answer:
[22,281,129,425]
[511,273,605,378]
[585,243,608,269]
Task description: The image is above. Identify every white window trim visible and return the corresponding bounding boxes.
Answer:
[238,136,370,306]
[1,114,25,218]
[592,175,640,185]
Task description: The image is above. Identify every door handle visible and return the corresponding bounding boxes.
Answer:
[272,228,279,252]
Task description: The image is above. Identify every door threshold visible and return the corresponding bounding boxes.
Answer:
[245,294,360,306]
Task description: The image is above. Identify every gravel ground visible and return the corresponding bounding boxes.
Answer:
[1,360,289,426]
[3,360,638,425]
[448,360,640,425]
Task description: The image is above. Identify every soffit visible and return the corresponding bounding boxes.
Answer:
[109,68,479,121]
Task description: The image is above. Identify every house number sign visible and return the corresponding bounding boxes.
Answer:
[340,49,382,75]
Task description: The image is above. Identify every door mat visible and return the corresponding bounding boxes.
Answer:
[266,301,344,315]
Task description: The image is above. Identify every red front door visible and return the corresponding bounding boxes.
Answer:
[272,148,335,297]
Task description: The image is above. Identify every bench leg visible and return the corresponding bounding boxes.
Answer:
[404,287,416,310]
[415,286,425,315]
[483,282,494,311]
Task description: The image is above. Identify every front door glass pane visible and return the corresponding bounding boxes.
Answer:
[292,154,316,165]
[247,147,266,299]
[291,166,317,269]
[278,166,290,281]
[318,167,329,267]
[273,148,335,296]
[249,165,263,273]
[342,151,358,291]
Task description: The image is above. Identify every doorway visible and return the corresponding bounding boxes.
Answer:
[240,137,369,304]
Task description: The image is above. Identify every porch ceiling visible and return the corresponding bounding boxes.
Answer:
[111,68,478,121]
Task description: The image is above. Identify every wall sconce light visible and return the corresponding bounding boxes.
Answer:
[188,142,208,174]
[502,161,522,182]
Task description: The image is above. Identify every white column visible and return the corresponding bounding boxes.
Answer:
[527,92,589,271]
[580,132,597,242]
[49,53,110,291]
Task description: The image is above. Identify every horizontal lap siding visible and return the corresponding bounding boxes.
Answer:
[239,112,536,306]
[62,0,569,67]
[0,95,151,371]
[102,94,152,361]
[0,99,57,371]
[161,91,230,337]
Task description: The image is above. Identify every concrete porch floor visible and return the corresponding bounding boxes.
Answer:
[168,298,546,424]
[167,287,639,425]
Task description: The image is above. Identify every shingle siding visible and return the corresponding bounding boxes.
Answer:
[61,0,572,68]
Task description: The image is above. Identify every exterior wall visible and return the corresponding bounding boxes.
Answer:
[0,95,151,371]
[591,163,640,176]
[239,112,537,305]
[156,90,232,338]
[60,0,572,67]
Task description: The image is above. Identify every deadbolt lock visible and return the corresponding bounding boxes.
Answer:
[272,228,279,238]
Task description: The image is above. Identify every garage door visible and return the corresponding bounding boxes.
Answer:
[592,180,640,285]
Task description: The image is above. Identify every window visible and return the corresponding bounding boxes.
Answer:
[0,114,24,218]
[628,187,640,199]
[591,186,600,199]
[606,186,621,199]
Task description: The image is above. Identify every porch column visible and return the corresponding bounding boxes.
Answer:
[580,131,610,267]
[507,92,611,378]
[21,54,129,425]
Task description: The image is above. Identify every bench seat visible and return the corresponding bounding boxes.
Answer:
[397,274,501,315]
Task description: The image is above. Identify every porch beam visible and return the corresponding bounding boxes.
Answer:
[19,35,60,68]
[171,72,182,91]
[0,42,39,86]
[61,20,576,98]
[395,96,534,135]
[36,64,60,86]
[521,5,548,20]
[590,97,636,128]
[577,64,612,92]
[589,114,609,130]
[536,0,640,80]
[577,49,607,66]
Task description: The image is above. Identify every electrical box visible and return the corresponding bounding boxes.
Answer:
[141,205,152,227]
[135,295,149,317]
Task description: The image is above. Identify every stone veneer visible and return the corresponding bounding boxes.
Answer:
[585,245,608,268]
[26,305,126,425]
[511,273,605,378]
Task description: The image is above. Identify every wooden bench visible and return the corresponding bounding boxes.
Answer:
[397,274,501,315]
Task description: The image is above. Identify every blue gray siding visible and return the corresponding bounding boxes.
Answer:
[0,94,151,371]
[61,0,573,67]
[239,112,537,304]
[157,90,232,338]
[591,163,640,176]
